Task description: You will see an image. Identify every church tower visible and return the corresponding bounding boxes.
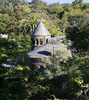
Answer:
[31,21,51,50]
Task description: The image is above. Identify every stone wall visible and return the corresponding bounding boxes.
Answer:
[28,58,46,69]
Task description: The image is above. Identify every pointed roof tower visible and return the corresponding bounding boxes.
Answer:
[31,21,51,50]
[31,21,51,36]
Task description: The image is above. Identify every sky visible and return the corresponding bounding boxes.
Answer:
[27,0,89,4]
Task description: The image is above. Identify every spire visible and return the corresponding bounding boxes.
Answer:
[31,21,51,36]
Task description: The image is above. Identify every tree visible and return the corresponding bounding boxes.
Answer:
[43,48,71,79]
[18,15,38,37]
[14,4,23,21]
[0,0,8,9]
[21,4,31,15]
[7,0,21,7]
[58,12,69,33]
[8,3,14,12]
[0,37,9,65]
[0,35,31,68]
[62,3,72,12]
[67,24,89,54]
[60,55,89,99]
[31,0,41,9]
[79,3,89,10]
[0,13,10,34]
[78,0,83,3]
[72,0,78,5]
[67,14,89,28]
[31,0,41,4]
[31,0,47,12]
[56,6,64,14]
[47,3,60,14]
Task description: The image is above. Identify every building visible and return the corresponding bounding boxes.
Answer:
[27,21,67,69]
[31,21,51,50]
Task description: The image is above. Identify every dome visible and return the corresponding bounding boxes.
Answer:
[31,21,51,37]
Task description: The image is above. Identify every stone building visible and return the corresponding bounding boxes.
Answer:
[27,21,67,69]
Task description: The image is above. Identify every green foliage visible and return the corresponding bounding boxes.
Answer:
[0,66,55,100]
[60,40,68,45]
[68,14,89,28]
[78,0,83,3]
[46,3,60,14]
[43,48,71,79]
[64,56,89,99]
[0,37,9,64]
[0,81,27,100]
[43,51,89,99]
[31,0,47,12]
[62,3,72,12]
[8,3,14,12]
[72,0,83,5]
[18,15,38,36]
[58,12,69,31]
[41,19,63,37]
[0,0,89,100]
[73,3,89,10]
[72,0,78,5]
[0,13,9,34]
[67,24,89,53]
[31,0,41,4]
[7,0,21,7]
[0,35,31,66]
[14,4,23,21]
[21,4,31,15]
[56,6,64,14]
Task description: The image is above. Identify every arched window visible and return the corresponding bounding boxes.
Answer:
[46,39,48,43]
[40,39,43,45]
[36,39,38,45]
[40,65,44,69]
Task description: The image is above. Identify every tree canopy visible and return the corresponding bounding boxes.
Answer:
[0,0,89,100]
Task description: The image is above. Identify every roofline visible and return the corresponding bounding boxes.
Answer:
[31,21,51,36]
[27,41,67,56]
[31,35,51,37]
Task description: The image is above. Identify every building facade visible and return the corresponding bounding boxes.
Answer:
[28,21,67,69]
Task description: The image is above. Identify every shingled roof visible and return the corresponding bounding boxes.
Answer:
[31,21,51,36]
[27,36,67,58]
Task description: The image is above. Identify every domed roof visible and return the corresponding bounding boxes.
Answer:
[31,21,51,36]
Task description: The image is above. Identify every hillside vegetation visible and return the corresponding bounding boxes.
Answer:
[0,0,89,100]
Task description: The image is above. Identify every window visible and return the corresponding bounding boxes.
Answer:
[40,39,43,45]
[46,39,48,43]
[36,39,38,45]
